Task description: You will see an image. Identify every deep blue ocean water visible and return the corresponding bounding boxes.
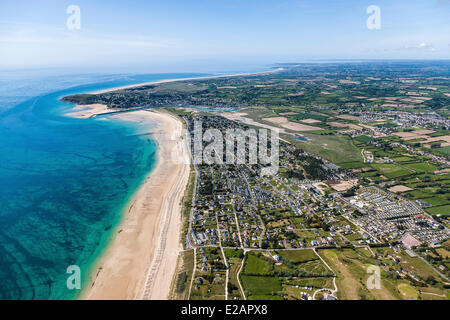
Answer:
[0,72,208,300]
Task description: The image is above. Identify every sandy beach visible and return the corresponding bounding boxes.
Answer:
[72,68,282,299]
[65,103,115,118]
[80,109,190,299]
[91,68,283,94]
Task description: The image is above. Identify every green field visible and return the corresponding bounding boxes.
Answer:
[292,134,363,164]
[392,156,415,162]
[276,249,318,262]
[437,146,450,156]
[354,135,373,144]
[425,204,450,216]
[290,113,328,121]
[243,253,272,274]
[397,283,419,300]
[340,161,369,169]
[404,162,438,173]
[240,275,282,297]
[371,163,414,178]
[421,197,449,206]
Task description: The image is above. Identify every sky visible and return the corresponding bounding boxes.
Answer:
[0,0,449,73]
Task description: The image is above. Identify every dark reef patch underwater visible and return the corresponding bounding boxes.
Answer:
[0,72,205,299]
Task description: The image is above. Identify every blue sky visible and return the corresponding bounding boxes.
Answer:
[0,0,449,72]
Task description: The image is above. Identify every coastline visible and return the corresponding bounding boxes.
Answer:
[80,109,190,299]
[65,103,114,119]
[90,68,283,94]
[72,68,282,300]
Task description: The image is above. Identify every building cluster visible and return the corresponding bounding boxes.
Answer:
[349,187,449,245]
[184,114,357,251]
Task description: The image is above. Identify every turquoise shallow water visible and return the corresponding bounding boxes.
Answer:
[0,72,207,299]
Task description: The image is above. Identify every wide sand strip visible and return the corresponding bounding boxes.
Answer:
[71,69,282,299]
[65,103,114,119]
[91,68,283,94]
[82,109,190,300]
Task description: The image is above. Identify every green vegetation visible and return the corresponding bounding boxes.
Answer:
[238,250,333,299]
[404,162,438,173]
[354,135,374,144]
[224,249,244,300]
[244,253,272,274]
[371,163,414,178]
[175,272,187,294]
[292,134,363,164]
[437,146,450,156]
[290,113,328,121]
[425,204,450,216]
[170,250,195,300]
[276,250,317,262]
[74,62,450,300]
[241,275,282,297]
[318,247,450,300]
[190,248,227,300]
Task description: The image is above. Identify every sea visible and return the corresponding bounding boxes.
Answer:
[0,70,216,299]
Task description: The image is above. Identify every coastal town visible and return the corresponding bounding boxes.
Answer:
[172,111,449,300]
[4,0,450,309]
[63,61,450,300]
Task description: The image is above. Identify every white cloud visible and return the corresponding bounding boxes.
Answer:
[0,26,173,48]
[416,42,431,48]
[401,42,435,51]
[0,25,179,69]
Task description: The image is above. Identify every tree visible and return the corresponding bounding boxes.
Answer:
[426,275,437,286]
